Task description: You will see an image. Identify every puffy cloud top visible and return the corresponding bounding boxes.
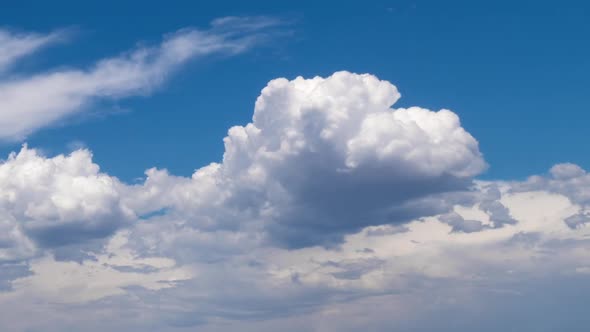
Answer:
[0,146,132,259]
[227,72,485,179]
[550,163,586,180]
[216,72,487,247]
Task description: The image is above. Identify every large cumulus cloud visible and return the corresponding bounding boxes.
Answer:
[226,72,486,246]
[129,72,487,248]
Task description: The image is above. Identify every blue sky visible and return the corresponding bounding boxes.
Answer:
[1,0,589,181]
[1,1,590,331]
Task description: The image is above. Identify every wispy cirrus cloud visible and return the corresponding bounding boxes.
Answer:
[0,16,284,141]
[0,29,66,72]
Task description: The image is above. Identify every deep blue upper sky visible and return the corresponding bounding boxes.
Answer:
[1,0,589,182]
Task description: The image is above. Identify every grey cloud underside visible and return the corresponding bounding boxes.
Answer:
[264,177,471,247]
[439,185,517,233]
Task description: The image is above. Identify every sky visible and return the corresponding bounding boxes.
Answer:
[1,0,589,181]
[0,1,590,331]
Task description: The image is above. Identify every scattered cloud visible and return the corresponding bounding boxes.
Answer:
[0,66,588,331]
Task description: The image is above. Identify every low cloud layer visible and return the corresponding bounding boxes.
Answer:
[0,44,588,331]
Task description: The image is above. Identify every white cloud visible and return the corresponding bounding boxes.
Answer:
[513,162,590,205]
[550,163,586,180]
[0,146,131,260]
[0,71,589,331]
[0,29,65,72]
[3,184,586,331]
[125,72,486,248]
[0,17,282,140]
[0,231,192,304]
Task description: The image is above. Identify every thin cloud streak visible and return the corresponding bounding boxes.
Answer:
[0,17,284,141]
